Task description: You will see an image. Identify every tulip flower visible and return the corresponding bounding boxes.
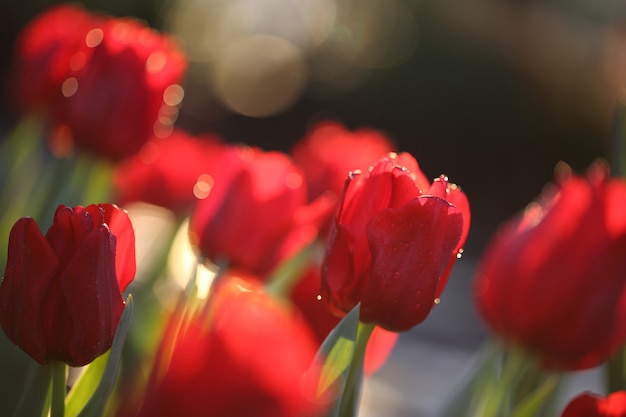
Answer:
[291,120,396,201]
[189,145,334,276]
[474,163,626,370]
[0,204,135,366]
[129,275,327,417]
[321,152,469,332]
[113,129,225,214]
[561,391,626,417]
[14,4,187,160]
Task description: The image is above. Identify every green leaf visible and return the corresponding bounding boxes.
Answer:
[310,304,361,417]
[312,304,374,417]
[510,374,561,417]
[264,244,313,298]
[65,351,110,417]
[74,295,134,417]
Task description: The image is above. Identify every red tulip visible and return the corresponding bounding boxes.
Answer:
[474,163,626,370]
[291,120,396,201]
[14,4,187,160]
[321,152,469,332]
[561,391,626,417]
[0,204,136,366]
[131,275,327,417]
[290,265,398,375]
[189,145,334,276]
[113,129,225,214]
[13,5,95,117]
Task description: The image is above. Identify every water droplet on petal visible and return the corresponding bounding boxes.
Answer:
[316,294,322,301]
[434,297,441,305]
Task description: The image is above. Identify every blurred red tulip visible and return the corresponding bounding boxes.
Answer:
[189,145,334,276]
[0,204,135,366]
[291,120,396,201]
[474,163,626,370]
[561,391,626,417]
[131,275,328,417]
[113,129,225,214]
[321,152,469,332]
[14,4,187,160]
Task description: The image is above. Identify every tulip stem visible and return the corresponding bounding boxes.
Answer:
[50,361,66,417]
[338,323,375,417]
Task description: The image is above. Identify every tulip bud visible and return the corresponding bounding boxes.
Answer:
[14,4,187,160]
[130,275,327,417]
[561,391,626,417]
[321,152,469,332]
[474,163,626,370]
[188,145,334,276]
[0,204,136,366]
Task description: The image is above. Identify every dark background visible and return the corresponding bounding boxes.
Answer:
[0,0,620,259]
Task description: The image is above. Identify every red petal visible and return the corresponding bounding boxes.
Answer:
[100,204,136,292]
[362,196,463,331]
[321,224,360,318]
[0,217,58,364]
[57,226,124,366]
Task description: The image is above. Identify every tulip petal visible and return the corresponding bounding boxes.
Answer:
[362,196,463,331]
[321,224,360,318]
[0,217,58,364]
[57,226,125,366]
[100,204,136,292]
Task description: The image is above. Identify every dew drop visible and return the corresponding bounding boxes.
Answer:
[456,248,464,259]
[316,294,322,301]
[434,297,441,305]
[348,169,362,179]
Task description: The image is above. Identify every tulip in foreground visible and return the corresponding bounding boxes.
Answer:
[128,275,327,417]
[561,391,626,417]
[321,152,470,332]
[0,204,135,366]
[474,163,626,370]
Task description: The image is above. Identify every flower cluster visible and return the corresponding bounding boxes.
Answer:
[2,4,626,417]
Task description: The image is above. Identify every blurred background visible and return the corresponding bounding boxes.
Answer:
[0,0,624,415]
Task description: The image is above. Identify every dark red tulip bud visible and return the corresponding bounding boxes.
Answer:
[0,204,136,366]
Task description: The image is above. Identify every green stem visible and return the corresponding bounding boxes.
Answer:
[50,361,67,417]
[338,323,375,417]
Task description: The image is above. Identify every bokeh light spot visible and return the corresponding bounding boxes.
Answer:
[85,28,104,48]
[146,51,167,73]
[194,174,214,199]
[61,77,79,97]
[163,84,185,106]
[212,34,308,117]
